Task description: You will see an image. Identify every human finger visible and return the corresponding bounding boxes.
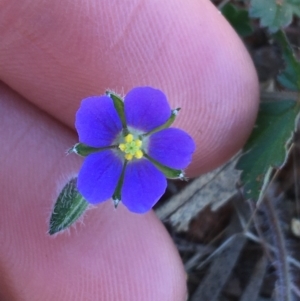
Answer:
[0,0,259,176]
[0,82,186,301]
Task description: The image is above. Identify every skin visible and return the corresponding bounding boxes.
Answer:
[0,0,259,300]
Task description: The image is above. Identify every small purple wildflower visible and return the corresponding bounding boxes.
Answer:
[73,87,195,213]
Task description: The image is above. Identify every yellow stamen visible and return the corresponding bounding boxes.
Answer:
[118,134,144,161]
[119,144,125,151]
[125,153,133,160]
[135,140,142,147]
[125,134,133,143]
[135,150,143,159]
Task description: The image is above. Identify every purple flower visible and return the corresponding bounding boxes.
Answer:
[73,87,195,213]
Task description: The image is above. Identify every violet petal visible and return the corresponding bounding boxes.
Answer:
[147,128,195,169]
[75,96,122,147]
[77,150,123,204]
[124,87,171,133]
[121,159,167,213]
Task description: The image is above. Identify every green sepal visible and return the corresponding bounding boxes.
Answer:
[49,178,89,235]
[143,108,180,137]
[112,161,128,207]
[68,143,104,157]
[144,154,186,180]
[106,91,128,132]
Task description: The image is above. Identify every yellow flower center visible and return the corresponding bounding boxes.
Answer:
[118,134,143,161]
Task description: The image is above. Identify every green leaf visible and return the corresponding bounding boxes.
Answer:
[273,30,300,91]
[250,0,300,33]
[236,100,300,201]
[222,3,253,37]
[49,178,89,235]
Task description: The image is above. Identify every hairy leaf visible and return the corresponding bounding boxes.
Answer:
[49,178,88,235]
